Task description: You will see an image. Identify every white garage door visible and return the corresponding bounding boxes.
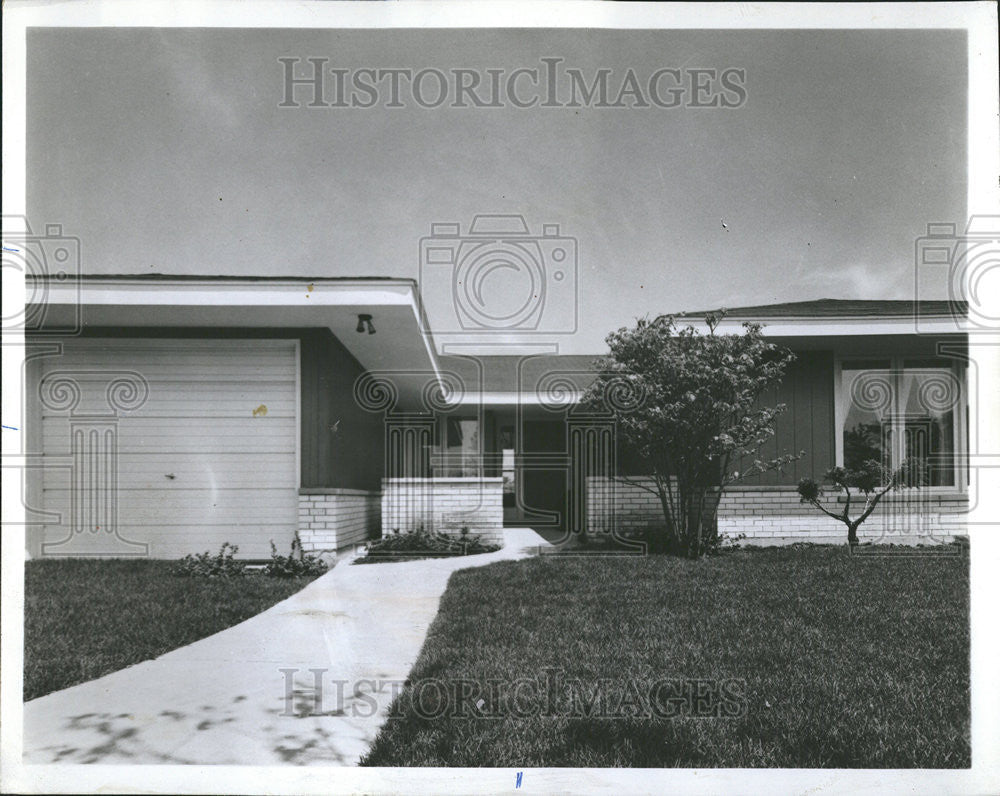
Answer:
[37,338,298,558]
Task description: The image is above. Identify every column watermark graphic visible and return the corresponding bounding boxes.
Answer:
[36,369,151,556]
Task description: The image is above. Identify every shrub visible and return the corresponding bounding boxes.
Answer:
[264,532,328,578]
[705,530,747,555]
[583,312,798,558]
[586,525,746,555]
[172,542,247,578]
[359,525,500,561]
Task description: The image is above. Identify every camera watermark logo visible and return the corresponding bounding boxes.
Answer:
[915,215,1000,333]
[2,216,82,335]
[419,214,578,336]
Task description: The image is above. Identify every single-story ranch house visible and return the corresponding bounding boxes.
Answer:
[23,275,969,557]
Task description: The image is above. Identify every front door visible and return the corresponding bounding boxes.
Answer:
[497,417,567,529]
[499,424,519,524]
[521,419,568,531]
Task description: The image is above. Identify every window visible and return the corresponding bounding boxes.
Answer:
[499,425,516,507]
[839,358,962,487]
[434,416,481,477]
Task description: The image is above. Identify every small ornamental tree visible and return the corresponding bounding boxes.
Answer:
[584,313,798,558]
[796,460,905,553]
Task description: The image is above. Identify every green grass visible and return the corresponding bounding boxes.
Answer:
[24,559,320,701]
[362,545,970,768]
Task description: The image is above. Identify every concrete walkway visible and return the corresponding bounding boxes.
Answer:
[23,528,553,765]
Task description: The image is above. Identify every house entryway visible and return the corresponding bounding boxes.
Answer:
[495,413,568,532]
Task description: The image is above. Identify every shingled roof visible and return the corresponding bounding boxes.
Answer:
[674,298,968,319]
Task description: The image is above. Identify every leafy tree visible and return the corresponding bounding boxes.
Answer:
[797,460,905,553]
[584,312,797,558]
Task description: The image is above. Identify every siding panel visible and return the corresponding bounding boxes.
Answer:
[743,350,835,485]
[299,329,385,491]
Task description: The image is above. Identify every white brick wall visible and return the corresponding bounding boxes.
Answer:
[382,478,504,545]
[586,477,968,545]
[298,488,381,553]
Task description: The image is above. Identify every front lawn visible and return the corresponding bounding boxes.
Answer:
[24,559,321,701]
[362,545,969,768]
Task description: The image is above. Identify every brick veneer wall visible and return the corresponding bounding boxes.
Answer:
[298,488,381,553]
[382,477,504,545]
[586,477,968,545]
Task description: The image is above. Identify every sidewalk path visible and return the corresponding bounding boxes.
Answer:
[23,528,553,765]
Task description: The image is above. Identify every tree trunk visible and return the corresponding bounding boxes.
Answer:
[656,488,672,553]
[685,487,720,559]
[847,521,860,554]
[687,496,699,559]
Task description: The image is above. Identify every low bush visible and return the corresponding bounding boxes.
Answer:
[358,526,500,563]
[264,533,328,578]
[172,542,246,578]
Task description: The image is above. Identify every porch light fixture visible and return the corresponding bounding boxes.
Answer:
[356,314,376,334]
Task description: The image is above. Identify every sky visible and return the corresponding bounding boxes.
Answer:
[27,27,967,352]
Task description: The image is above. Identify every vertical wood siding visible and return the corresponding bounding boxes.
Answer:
[612,349,835,486]
[740,350,835,485]
[299,329,385,491]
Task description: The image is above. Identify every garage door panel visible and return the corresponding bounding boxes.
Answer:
[37,358,297,373]
[38,362,297,377]
[42,490,296,523]
[39,388,296,418]
[41,397,297,419]
[53,452,296,481]
[40,525,289,559]
[42,456,298,490]
[39,339,299,558]
[45,342,295,360]
[42,421,297,454]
